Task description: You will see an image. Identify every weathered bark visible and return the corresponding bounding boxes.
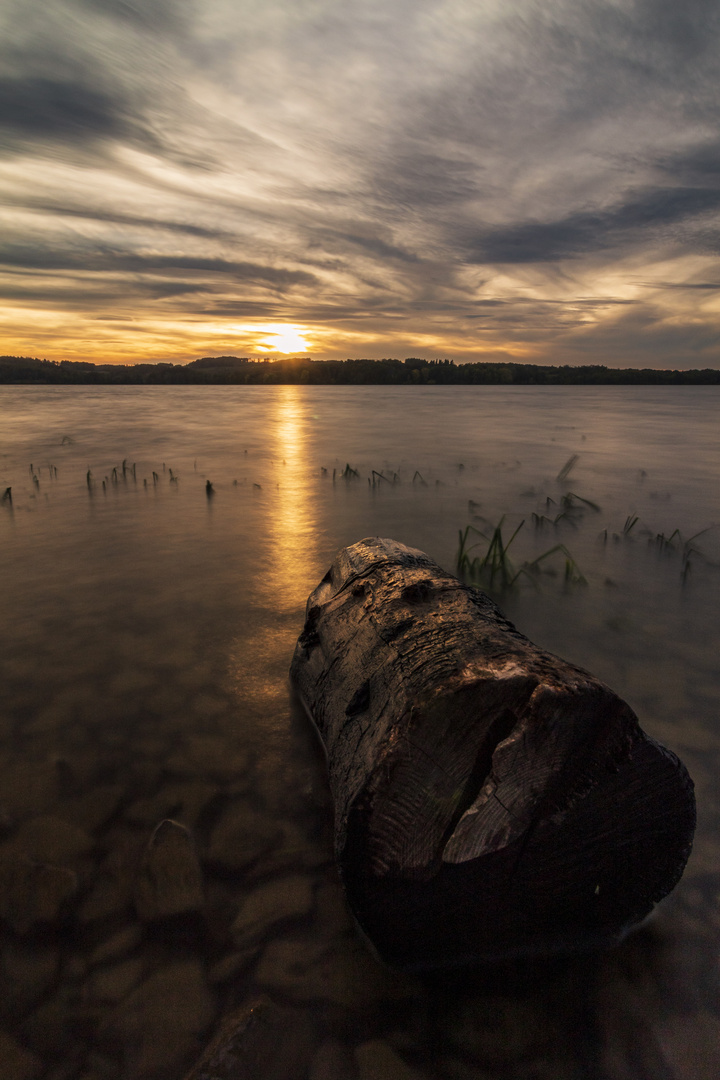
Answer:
[290,537,695,970]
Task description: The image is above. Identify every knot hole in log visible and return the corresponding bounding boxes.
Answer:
[400,579,435,605]
[346,681,371,717]
[296,605,323,658]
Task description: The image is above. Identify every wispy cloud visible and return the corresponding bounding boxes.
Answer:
[1,0,719,365]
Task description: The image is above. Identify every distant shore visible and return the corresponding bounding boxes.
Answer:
[2,354,719,385]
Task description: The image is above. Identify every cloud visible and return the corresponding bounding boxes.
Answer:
[462,186,720,265]
[562,300,720,369]
[73,0,191,33]
[0,76,129,143]
[0,242,317,286]
[1,0,720,365]
[5,198,241,240]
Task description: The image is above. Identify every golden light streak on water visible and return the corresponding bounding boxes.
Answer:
[262,383,321,613]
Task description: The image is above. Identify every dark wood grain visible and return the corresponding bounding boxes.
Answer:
[290,537,696,970]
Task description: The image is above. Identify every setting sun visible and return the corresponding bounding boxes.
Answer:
[255,324,312,354]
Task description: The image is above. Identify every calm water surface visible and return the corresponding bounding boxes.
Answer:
[1,385,718,1079]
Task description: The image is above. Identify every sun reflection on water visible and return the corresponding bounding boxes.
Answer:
[228,385,323,721]
[263,384,321,614]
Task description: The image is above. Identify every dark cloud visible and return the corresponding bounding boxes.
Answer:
[463,186,720,265]
[630,0,720,66]
[116,255,316,286]
[648,281,720,290]
[564,301,720,368]
[0,68,168,162]
[309,228,419,264]
[0,1,198,162]
[656,138,720,183]
[0,76,128,142]
[0,243,317,288]
[0,277,207,309]
[8,199,239,241]
[372,151,486,210]
[74,0,190,32]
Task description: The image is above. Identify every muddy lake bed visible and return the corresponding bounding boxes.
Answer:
[1,384,718,1079]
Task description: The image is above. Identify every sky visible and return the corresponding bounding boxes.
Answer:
[2,0,720,367]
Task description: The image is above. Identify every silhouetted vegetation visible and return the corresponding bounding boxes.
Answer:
[2,353,720,385]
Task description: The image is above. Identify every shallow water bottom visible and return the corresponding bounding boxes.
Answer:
[0,384,718,1078]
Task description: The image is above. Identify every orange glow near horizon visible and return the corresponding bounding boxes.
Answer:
[0,304,543,366]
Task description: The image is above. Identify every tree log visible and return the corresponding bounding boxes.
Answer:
[290,537,695,970]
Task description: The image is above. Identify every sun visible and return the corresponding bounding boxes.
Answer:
[257,323,311,354]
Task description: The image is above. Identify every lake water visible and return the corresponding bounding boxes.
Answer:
[1,384,718,1079]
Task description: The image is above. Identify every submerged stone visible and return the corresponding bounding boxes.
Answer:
[0,941,60,1021]
[81,956,146,1005]
[0,1029,43,1080]
[207,946,261,985]
[183,996,317,1080]
[309,1039,358,1080]
[0,815,93,867]
[205,804,282,873]
[88,924,143,967]
[124,781,216,830]
[100,960,216,1080]
[355,1040,426,1080]
[0,856,77,934]
[134,819,205,921]
[255,936,413,1008]
[230,873,314,947]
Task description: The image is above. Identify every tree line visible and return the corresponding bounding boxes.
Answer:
[2,354,719,385]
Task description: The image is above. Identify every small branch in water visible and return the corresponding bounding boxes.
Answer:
[557,454,579,482]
